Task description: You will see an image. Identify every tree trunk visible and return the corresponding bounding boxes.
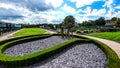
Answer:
[61,27,64,38]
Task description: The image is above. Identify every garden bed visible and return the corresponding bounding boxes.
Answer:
[4,36,69,56]
[23,43,107,68]
[0,34,119,68]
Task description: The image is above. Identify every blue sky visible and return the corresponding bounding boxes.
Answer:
[0,0,120,24]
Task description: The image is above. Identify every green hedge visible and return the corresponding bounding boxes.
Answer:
[0,36,88,67]
[90,39,120,68]
[0,34,119,68]
[78,35,120,68]
[0,34,51,46]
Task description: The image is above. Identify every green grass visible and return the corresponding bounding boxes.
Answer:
[13,28,46,36]
[87,31,120,43]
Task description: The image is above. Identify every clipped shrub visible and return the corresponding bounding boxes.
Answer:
[0,36,88,67]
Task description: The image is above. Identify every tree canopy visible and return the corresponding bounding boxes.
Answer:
[62,15,75,29]
[115,18,120,27]
[111,17,117,21]
[95,17,106,26]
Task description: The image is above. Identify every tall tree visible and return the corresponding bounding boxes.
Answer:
[111,17,117,21]
[95,17,106,26]
[115,18,120,27]
[62,15,75,38]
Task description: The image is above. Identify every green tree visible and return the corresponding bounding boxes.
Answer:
[82,21,93,26]
[115,18,120,27]
[95,17,106,26]
[111,17,117,21]
[61,15,75,38]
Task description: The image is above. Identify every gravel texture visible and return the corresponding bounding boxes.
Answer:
[4,36,69,56]
[23,43,107,68]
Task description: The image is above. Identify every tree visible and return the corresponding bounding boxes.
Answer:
[115,18,120,27]
[61,15,75,38]
[82,21,93,26]
[111,17,117,21]
[95,17,106,26]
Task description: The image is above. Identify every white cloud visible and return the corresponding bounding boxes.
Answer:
[62,4,76,14]
[91,9,106,16]
[2,10,66,24]
[115,6,120,9]
[71,0,100,8]
[46,0,63,8]
[0,3,33,17]
[103,0,113,7]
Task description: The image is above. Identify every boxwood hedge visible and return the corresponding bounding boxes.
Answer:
[0,34,88,67]
[0,34,119,68]
[78,35,120,68]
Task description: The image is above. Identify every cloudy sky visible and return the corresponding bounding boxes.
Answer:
[0,0,120,24]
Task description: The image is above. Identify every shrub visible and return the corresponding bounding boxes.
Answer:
[76,30,81,34]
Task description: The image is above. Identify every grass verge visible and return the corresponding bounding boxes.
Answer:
[87,31,120,43]
[13,28,46,36]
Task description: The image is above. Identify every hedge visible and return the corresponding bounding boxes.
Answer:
[90,39,120,68]
[0,34,51,46]
[0,34,119,68]
[0,36,88,67]
[77,35,120,68]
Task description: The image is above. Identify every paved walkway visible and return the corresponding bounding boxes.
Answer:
[80,35,120,58]
[0,29,22,41]
[45,30,56,34]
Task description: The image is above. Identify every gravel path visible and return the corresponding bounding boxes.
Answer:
[4,36,69,56]
[23,43,107,68]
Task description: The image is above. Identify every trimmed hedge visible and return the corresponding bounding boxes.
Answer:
[0,35,88,67]
[77,35,120,68]
[0,34,119,68]
[90,39,120,68]
[0,34,51,46]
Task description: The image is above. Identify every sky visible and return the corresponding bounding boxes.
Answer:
[0,0,120,24]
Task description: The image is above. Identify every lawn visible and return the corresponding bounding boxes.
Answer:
[87,31,120,43]
[13,28,46,36]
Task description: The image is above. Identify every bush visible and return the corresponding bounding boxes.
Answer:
[76,30,81,33]
[56,30,61,34]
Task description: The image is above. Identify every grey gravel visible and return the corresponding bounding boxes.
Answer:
[4,36,69,56]
[23,43,107,68]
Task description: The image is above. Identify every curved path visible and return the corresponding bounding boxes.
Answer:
[80,35,120,58]
[0,29,22,41]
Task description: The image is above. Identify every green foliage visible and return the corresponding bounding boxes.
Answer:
[87,31,120,43]
[95,17,106,26]
[111,17,117,21]
[62,15,75,29]
[13,28,46,36]
[115,18,120,27]
[82,21,93,26]
[76,30,81,33]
